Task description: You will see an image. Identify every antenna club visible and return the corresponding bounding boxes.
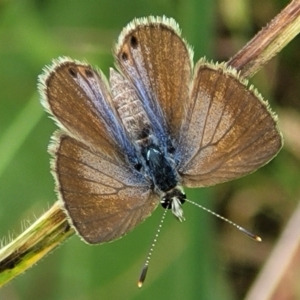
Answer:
[255,236,262,242]
[185,198,261,242]
[138,265,148,287]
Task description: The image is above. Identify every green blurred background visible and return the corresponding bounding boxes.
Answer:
[0,0,299,299]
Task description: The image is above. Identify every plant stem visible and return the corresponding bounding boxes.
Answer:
[228,0,300,79]
[0,201,74,288]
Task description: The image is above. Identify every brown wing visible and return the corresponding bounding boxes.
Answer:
[115,16,193,144]
[51,133,159,244]
[38,57,132,157]
[178,61,283,187]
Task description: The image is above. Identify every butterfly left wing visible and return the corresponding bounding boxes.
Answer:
[178,61,283,187]
[51,132,159,244]
[38,57,136,160]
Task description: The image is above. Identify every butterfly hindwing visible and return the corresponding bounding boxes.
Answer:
[51,133,158,244]
[178,61,282,187]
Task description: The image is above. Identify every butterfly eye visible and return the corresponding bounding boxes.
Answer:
[68,67,77,77]
[84,69,94,78]
[130,35,138,48]
[161,197,172,209]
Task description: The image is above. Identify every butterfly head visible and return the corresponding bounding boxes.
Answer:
[160,186,186,221]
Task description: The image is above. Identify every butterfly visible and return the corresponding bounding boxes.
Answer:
[38,16,282,245]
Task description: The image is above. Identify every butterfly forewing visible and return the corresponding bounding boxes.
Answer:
[179,61,282,187]
[115,17,193,145]
[52,133,158,244]
[39,58,133,158]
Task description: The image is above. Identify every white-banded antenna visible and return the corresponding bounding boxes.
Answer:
[185,198,261,242]
[138,208,169,287]
[138,196,261,287]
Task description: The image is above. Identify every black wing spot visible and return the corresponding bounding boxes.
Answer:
[168,143,176,154]
[121,52,128,61]
[134,162,143,172]
[68,67,77,77]
[130,36,138,48]
[85,69,93,78]
[138,127,151,139]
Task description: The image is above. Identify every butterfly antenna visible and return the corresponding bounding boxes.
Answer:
[138,208,169,287]
[185,198,261,242]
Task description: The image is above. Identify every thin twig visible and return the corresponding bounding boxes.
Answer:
[228,0,300,79]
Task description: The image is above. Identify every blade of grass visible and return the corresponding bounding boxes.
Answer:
[0,94,43,178]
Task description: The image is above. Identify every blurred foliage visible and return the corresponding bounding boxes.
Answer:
[0,0,299,300]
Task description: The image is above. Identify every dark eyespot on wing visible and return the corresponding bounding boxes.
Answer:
[68,67,77,77]
[84,69,94,78]
[121,52,128,61]
[130,35,138,48]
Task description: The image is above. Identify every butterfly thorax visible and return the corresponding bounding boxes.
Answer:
[140,142,186,221]
[141,143,176,190]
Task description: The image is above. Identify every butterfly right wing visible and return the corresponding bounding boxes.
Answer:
[178,61,283,188]
[51,132,159,244]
